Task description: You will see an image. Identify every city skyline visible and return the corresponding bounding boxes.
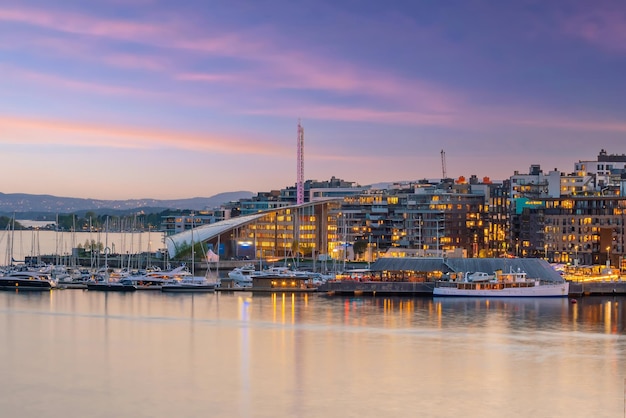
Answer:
[2,1,625,200]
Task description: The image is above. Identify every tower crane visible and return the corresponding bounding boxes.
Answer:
[440,149,447,179]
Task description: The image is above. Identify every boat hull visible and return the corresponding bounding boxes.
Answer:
[433,282,569,297]
[58,283,88,289]
[86,283,137,292]
[0,281,55,290]
[161,285,215,293]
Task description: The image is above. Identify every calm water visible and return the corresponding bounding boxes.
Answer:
[0,290,624,418]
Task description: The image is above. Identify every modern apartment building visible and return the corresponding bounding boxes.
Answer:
[512,151,626,266]
[166,150,626,268]
[336,179,491,259]
[575,149,626,188]
[516,196,625,266]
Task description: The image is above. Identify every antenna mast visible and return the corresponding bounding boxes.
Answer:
[440,149,447,179]
[297,120,304,205]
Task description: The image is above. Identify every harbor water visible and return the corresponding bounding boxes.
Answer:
[0,287,624,418]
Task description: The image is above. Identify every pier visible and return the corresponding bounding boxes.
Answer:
[317,281,436,296]
[318,280,626,298]
[567,281,626,297]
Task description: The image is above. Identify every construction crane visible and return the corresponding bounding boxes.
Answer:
[296,120,304,205]
[440,149,447,179]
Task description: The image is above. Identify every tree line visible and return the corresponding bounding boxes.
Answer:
[1,210,190,232]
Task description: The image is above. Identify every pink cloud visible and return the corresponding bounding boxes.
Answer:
[0,33,88,55]
[6,3,623,137]
[174,52,460,114]
[0,5,258,58]
[99,53,168,72]
[244,104,451,126]
[0,115,278,155]
[9,66,153,97]
[516,117,626,133]
[0,7,168,40]
[560,6,626,52]
[2,64,231,110]
[175,72,242,83]
[173,62,460,119]
[0,5,460,117]
[0,30,171,74]
[259,51,460,112]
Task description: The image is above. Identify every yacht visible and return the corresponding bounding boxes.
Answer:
[86,280,137,292]
[228,264,257,287]
[0,270,57,290]
[161,276,216,293]
[57,268,92,289]
[119,275,165,290]
[145,265,193,281]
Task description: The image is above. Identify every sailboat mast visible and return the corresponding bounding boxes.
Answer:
[10,214,15,266]
[89,217,94,269]
[71,215,76,267]
[190,212,194,277]
[104,216,109,270]
[254,228,260,271]
[216,233,220,276]
[55,213,59,266]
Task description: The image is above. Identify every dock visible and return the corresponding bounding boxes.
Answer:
[317,281,435,296]
[215,287,316,293]
[318,280,626,298]
[567,281,626,297]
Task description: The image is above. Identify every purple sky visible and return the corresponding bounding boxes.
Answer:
[1,0,625,199]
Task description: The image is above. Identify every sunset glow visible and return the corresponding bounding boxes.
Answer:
[1,1,624,199]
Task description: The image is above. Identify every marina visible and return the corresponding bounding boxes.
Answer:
[2,256,626,297]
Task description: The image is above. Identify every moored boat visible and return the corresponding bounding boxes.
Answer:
[228,264,256,287]
[161,276,216,293]
[119,275,164,290]
[433,268,569,297]
[86,281,137,292]
[0,270,57,290]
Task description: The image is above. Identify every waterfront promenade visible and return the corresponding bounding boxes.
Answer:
[7,255,626,297]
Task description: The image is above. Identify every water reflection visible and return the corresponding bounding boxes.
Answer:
[238,295,251,418]
[572,296,626,334]
[0,292,625,418]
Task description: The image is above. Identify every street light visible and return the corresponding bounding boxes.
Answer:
[606,246,611,267]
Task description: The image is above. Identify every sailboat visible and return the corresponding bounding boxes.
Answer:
[87,217,136,292]
[161,214,216,293]
[0,215,56,290]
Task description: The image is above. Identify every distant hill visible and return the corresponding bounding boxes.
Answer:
[0,191,254,217]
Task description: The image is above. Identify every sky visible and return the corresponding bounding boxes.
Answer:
[1,0,626,200]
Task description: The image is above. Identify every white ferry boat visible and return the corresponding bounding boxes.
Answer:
[433,268,569,297]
